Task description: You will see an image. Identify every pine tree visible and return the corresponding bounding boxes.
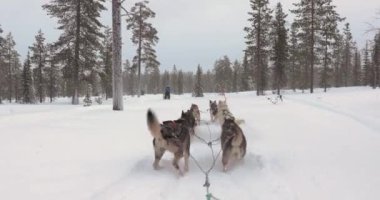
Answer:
[0,25,4,103]
[244,0,272,96]
[214,56,233,93]
[46,45,60,102]
[232,60,241,92]
[22,52,34,103]
[373,32,380,88]
[352,48,361,86]
[240,53,250,91]
[170,65,178,94]
[271,3,288,95]
[318,0,343,92]
[2,33,20,102]
[126,1,159,97]
[194,65,204,97]
[161,70,170,92]
[177,70,184,95]
[288,23,301,91]
[100,27,113,99]
[363,42,372,86]
[203,70,214,93]
[29,30,47,103]
[43,0,106,105]
[151,67,160,94]
[342,23,353,87]
[292,0,323,93]
[332,32,344,87]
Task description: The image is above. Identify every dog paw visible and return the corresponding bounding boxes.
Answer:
[177,169,185,177]
[153,163,160,170]
[223,166,228,172]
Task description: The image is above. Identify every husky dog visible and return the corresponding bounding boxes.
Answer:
[209,100,218,122]
[216,100,245,125]
[190,104,201,125]
[221,118,247,171]
[146,109,194,175]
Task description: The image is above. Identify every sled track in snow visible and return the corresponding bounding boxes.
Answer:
[286,96,380,133]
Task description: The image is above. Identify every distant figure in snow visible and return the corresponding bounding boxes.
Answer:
[164,86,171,100]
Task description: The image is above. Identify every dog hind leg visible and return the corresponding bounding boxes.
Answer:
[153,142,165,170]
[222,148,232,172]
[173,152,183,176]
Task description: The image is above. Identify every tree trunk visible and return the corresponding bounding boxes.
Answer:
[256,5,262,96]
[72,0,81,105]
[310,0,315,93]
[112,0,124,110]
[39,55,43,103]
[8,52,12,103]
[323,34,328,93]
[137,5,142,98]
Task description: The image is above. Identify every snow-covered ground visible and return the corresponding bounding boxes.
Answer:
[0,87,379,200]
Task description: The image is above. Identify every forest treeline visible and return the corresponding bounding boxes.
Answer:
[0,0,379,104]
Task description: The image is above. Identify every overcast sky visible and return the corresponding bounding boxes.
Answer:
[0,0,379,71]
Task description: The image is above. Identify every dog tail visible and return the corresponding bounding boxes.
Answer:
[147,109,160,137]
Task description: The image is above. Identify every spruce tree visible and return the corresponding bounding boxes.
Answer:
[177,70,184,95]
[0,26,4,103]
[232,60,242,92]
[352,48,361,86]
[22,52,34,103]
[46,45,60,102]
[126,1,159,97]
[161,70,170,92]
[292,0,323,93]
[332,32,344,87]
[170,65,178,94]
[2,33,20,102]
[244,0,272,96]
[214,56,233,93]
[362,42,372,86]
[29,30,47,103]
[373,32,380,88]
[194,65,204,97]
[271,2,288,95]
[100,27,113,99]
[342,23,353,87]
[43,0,106,104]
[240,52,250,91]
[318,0,343,92]
[289,23,301,91]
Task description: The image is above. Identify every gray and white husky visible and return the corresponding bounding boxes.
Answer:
[146,109,195,175]
[221,118,247,172]
[215,100,245,125]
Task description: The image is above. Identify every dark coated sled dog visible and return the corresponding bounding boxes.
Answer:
[209,100,218,122]
[190,104,201,125]
[146,109,195,175]
[221,118,247,172]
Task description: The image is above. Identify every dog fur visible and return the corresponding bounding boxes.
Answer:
[209,100,218,122]
[190,104,201,125]
[214,100,245,125]
[146,109,194,175]
[221,118,247,171]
